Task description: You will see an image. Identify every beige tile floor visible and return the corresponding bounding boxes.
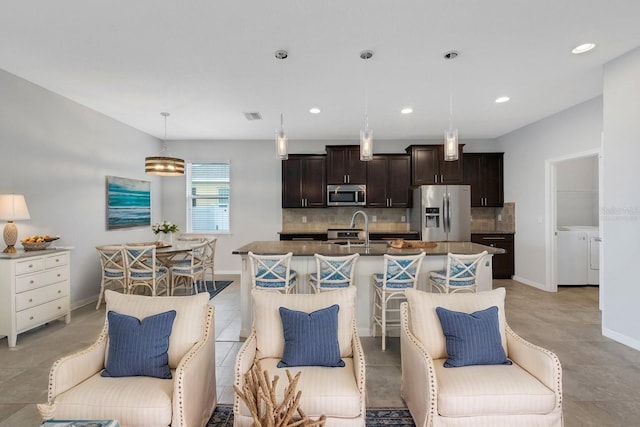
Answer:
[1,277,639,426]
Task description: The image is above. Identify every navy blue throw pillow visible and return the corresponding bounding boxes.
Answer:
[278,304,345,368]
[435,306,512,368]
[101,310,177,379]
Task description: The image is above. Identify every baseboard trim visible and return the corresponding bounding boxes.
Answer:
[602,327,640,351]
[512,275,551,292]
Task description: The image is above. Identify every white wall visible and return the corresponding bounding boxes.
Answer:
[496,97,603,288]
[0,69,163,307]
[556,156,599,226]
[601,47,640,349]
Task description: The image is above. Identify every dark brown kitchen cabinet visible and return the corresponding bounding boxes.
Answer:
[463,152,504,207]
[366,155,411,208]
[471,233,514,279]
[326,145,367,184]
[282,155,326,208]
[406,145,464,186]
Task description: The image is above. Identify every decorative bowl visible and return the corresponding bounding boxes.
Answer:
[22,241,52,251]
[21,236,59,251]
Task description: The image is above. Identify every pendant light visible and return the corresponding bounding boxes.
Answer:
[145,112,185,176]
[443,50,459,162]
[275,49,289,160]
[359,50,374,161]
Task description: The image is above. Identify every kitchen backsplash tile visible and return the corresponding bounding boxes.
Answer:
[283,202,515,234]
[470,202,515,233]
[282,207,410,232]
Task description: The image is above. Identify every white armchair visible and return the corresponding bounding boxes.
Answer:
[234,286,366,426]
[400,287,563,427]
[38,290,217,427]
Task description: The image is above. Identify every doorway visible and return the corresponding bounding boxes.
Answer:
[545,149,602,303]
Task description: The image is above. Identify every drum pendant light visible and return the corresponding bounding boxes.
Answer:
[145,112,185,176]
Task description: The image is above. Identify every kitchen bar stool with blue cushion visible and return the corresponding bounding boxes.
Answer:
[248,251,297,294]
[309,253,360,293]
[123,245,170,297]
[429,251,488,294]
[372,252,425,351]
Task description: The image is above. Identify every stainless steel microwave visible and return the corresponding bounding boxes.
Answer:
[327,184,366,206]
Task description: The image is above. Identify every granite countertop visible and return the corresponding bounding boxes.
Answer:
[233,241,504,257]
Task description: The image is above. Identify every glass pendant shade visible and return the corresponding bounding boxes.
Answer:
[360,128,373,161]
[276,130,288,160]
[276,113,288,160]
[444,128,459,161]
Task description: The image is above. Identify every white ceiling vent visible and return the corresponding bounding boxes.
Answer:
[243,112,263,121]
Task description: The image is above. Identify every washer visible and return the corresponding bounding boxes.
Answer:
[557,226,599,285]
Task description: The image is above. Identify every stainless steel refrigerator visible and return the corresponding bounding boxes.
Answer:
[410,185,471,241]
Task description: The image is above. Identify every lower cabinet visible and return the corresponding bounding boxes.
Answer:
[0,250,71,347]
[471,233,514,279]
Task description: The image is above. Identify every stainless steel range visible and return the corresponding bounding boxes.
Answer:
[327,228,364,241]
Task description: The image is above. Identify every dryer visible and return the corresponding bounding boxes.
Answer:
[557,226,599,285]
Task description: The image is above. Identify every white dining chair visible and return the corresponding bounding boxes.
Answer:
[95,245,127,309]
[123,245,170,297]
[170,241,207,295]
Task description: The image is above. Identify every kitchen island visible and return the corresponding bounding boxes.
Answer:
[233,241,504,338]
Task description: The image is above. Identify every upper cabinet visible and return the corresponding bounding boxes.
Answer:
[366,154,412,208]
[463,152,504,207]
[406,145,464,185]
[282,155,326,208]
[326,145,367,184]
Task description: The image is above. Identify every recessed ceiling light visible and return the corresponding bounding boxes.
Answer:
[571,43,596,54]
[309,107,321,114]
[401,107,413,114]
[495,96,510,104]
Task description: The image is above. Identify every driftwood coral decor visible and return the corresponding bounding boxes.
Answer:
[233,360,326,427]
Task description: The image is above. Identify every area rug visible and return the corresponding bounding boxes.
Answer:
[204,280,233,299]
[206,405,416,426]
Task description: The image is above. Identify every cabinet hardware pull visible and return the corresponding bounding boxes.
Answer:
[58,306,62,310]
[482,237,506,240]
[56,259,60,262]
[29,264,33,268]
[29,298,33,303]
[58,290,62,293]
[57,274,61,277]
[30,316,34,320]
[30,280,34,284]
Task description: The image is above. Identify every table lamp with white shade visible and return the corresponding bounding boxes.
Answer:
[0,194,31,253]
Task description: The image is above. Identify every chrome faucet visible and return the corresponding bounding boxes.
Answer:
[349,210,369,248]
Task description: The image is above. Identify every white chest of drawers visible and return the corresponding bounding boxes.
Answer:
[0,249,71,347]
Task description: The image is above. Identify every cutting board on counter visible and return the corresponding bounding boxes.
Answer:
[389,240,437,249]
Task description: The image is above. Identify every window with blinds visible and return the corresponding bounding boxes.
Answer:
[187,163,230,232]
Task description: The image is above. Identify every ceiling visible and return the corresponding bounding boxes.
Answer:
[1,1,639,141]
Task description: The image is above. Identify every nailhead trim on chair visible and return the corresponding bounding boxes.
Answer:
[47,325,109,404]
[233,331,257,416]
[172,305,215,427]
[351,318,367,419]
[401,303,438,426]
[506,324,564,411]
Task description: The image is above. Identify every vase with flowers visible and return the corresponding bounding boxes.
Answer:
[152,220,179,246]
